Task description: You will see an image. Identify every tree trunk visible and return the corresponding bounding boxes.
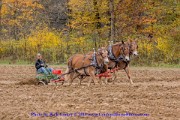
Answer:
[109,0,115,42]
[0,0,2,36]
[13,10,18,40]
[93,0,101,49]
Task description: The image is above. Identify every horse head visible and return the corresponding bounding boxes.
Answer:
[128,39,138,56]
[120,41,130,62]
[98,47,109,64]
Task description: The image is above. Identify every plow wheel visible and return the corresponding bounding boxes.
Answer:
[38,80,48,85]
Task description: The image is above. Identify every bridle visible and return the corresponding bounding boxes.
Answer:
[91,50,108,74]
[120,44,127,58]
[129,42,138,55]
[98,50,108,59]
[118,43,130,61]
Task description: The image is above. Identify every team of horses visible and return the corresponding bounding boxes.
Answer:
[64,39,138,86]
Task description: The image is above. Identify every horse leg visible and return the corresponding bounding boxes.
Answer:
[64,67,69,80]
[112,71,117,84]
[70,72,82,86]
[79,79,82,86]
[100,77,108,85]
[98,77,103,85]
[87,75,94,87]
[99,76,108,85]
[88,69,99,87]
[68,72,74,86]
[103,77,108,85]
[124,66,133,84]
[88,77,101,86]
[64,68,71,85]
[67,72,80,86]
[78,75,85,86]
[86,77,93,86]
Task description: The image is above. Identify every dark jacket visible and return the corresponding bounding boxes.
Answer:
[35,59,47,70]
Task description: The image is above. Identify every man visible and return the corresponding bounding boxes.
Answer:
[35,53,53,75]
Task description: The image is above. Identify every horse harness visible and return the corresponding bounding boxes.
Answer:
[108,44,130,69]
[90,52,104,75]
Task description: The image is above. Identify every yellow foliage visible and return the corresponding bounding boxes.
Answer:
[138,40,153,56]
[1,0,43,25]
[68,0,109,35]
[27,28,64,52]
[156,37,170,54]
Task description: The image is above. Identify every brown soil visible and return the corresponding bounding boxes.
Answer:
[0,65,179,120]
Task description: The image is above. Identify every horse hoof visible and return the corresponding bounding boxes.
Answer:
[61,82,64,85]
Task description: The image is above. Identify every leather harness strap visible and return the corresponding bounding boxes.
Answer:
[108,44,129,69]
[82,54,89,76]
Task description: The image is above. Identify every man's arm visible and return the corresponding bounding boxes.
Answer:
[35,60,42,70]
[43,61,48,67]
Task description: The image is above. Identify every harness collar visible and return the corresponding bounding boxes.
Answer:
[90,52,104,74]
[108,44,127,63]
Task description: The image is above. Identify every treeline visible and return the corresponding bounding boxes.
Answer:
[0,0,179,65]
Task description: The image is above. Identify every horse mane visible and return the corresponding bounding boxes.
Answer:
[113,42,123,46]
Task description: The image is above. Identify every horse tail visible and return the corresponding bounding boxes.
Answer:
[67,55,75,71]
[65,55,76,82]
[64,67,70,81]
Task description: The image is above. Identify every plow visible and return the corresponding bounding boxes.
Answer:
[36,69,65,85]
[96,67,119,79]
[36,67,120,85]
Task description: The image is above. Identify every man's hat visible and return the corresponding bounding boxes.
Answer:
[37,53,41,56]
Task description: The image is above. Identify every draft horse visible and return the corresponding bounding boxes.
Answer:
[110,39,138,84]
[65,47,109,86]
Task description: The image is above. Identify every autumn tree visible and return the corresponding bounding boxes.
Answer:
[0,0,179,64]
[0,0,44,40]
[67,0,110,50]
[0,0,2,36]
[109,0,115,42]
[39,0,68,30]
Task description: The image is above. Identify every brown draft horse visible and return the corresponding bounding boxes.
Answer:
[107,41,131,69]
[64,47,109,86]
[105,41,131,84]
[112,39,138,84]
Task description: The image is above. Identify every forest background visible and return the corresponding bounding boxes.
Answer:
[0,0,179,66]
